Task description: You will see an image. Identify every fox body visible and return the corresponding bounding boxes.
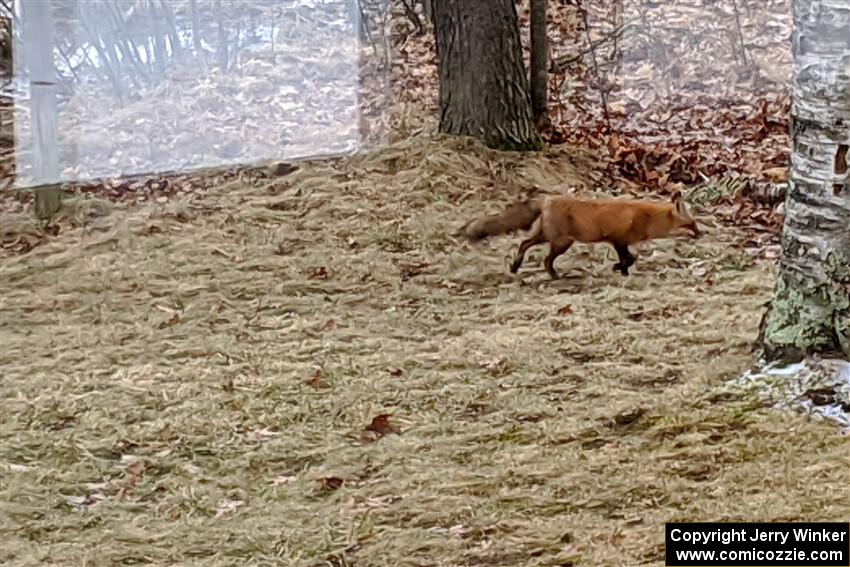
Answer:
[462,191,700,279]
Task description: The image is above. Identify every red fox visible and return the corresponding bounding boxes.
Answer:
[462,191,701,279]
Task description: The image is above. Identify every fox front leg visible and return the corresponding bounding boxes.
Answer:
[612,244,636,276]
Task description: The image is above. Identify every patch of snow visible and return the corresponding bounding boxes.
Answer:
[735,357,850,433]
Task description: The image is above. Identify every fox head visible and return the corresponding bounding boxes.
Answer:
[670,191,700,238]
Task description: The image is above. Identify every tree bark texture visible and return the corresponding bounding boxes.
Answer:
[760,0,850,360]
[0,10,11,79]
[432,0,541,150]
[530,0,549,125]
[423,0,433,26]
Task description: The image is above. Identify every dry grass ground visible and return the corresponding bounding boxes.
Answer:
[1,134,848,566]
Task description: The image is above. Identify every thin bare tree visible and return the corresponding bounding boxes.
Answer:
[530,0,549,126]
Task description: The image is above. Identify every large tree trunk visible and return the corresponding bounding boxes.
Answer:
[432,0,541,151]
[530,0,549,126]
[759,0,850,361]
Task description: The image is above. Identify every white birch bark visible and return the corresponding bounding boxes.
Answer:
[23,0,62,220]
[761,0,850,360]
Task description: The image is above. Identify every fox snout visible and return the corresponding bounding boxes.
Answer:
[689,223,701,238]
[673,222,701,239]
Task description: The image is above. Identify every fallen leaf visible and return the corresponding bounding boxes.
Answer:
[612,407,645,427]
[305,370,331,389]
[365,414,396,436]
[159,424,177,442]
[362,495,400,509]
[318,477,344,491]
[64,493,105,510]
[306,266,329,280]
[607,133,621,157]
[400,261,430,281]
[448,524,466,538]
[763,166,788,182]
[214,498,244,518]
[691,263,709,277]
[125,460,146,484]
[158,312,180,330]
[248,427,280,441]
[182,463,202,475]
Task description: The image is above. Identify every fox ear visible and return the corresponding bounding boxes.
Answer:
[673,192,692,219]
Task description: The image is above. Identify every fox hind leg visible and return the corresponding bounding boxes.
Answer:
[612,243,636,276]
[544,241,574,280]
[510,224,545,274]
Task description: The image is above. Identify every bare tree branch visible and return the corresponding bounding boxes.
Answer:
[578,2,611,132]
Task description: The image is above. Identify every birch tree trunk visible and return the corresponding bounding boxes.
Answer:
[759,0,850,360]
[22,0,62,220]
[432,0,541,151]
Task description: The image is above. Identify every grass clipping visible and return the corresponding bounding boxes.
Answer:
[1,134,848,566]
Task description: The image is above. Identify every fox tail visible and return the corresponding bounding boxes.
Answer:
[461,197,543,242]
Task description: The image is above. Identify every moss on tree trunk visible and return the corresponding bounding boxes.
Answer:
[761,264,850,362]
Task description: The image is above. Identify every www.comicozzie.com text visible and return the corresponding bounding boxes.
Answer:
[673,547,845,564]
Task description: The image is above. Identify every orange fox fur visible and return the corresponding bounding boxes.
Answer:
[462,191,701,279]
